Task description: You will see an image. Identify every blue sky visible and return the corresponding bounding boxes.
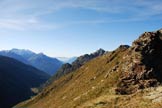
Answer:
[0,0,162,57]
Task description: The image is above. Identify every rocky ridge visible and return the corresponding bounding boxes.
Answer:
[52,48,106,81]
[116,29,162,94]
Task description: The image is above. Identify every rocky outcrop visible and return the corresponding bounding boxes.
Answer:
[52,63,73,79]
[116,29,162,94]
[71,48,106,70]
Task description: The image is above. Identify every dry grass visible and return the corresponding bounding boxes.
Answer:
[15,47,162,108]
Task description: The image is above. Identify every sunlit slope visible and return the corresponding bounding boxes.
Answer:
[16,29,162,108]
[15,45,128,108]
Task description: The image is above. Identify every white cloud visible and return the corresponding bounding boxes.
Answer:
[0,18,60,31]
[0,0,161,30]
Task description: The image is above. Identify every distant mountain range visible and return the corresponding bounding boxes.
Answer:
[0,56,50,108]
[0,49,63,75]
[57,57,77,64]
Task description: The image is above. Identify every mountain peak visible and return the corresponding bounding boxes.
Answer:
[92,48,105,56]
[10,48,35,55]
[37,53,46,56]
[132,31,161,48]
[96,48,105,52]
[119,45,130,49]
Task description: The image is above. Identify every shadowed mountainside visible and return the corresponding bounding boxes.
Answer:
[0,56,50,108]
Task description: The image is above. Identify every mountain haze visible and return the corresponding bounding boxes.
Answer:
[57,57,77,64]
[28,53,63,75]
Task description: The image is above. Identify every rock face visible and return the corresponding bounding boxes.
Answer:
[116,30,162,94]
[53,63,73,79]
[72,48,105,69]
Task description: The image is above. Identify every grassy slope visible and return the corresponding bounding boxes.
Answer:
[15,46,162,108]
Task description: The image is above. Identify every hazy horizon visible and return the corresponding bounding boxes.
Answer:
[0,0,162,57]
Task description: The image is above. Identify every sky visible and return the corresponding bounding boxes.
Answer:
[0,0,162,57]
